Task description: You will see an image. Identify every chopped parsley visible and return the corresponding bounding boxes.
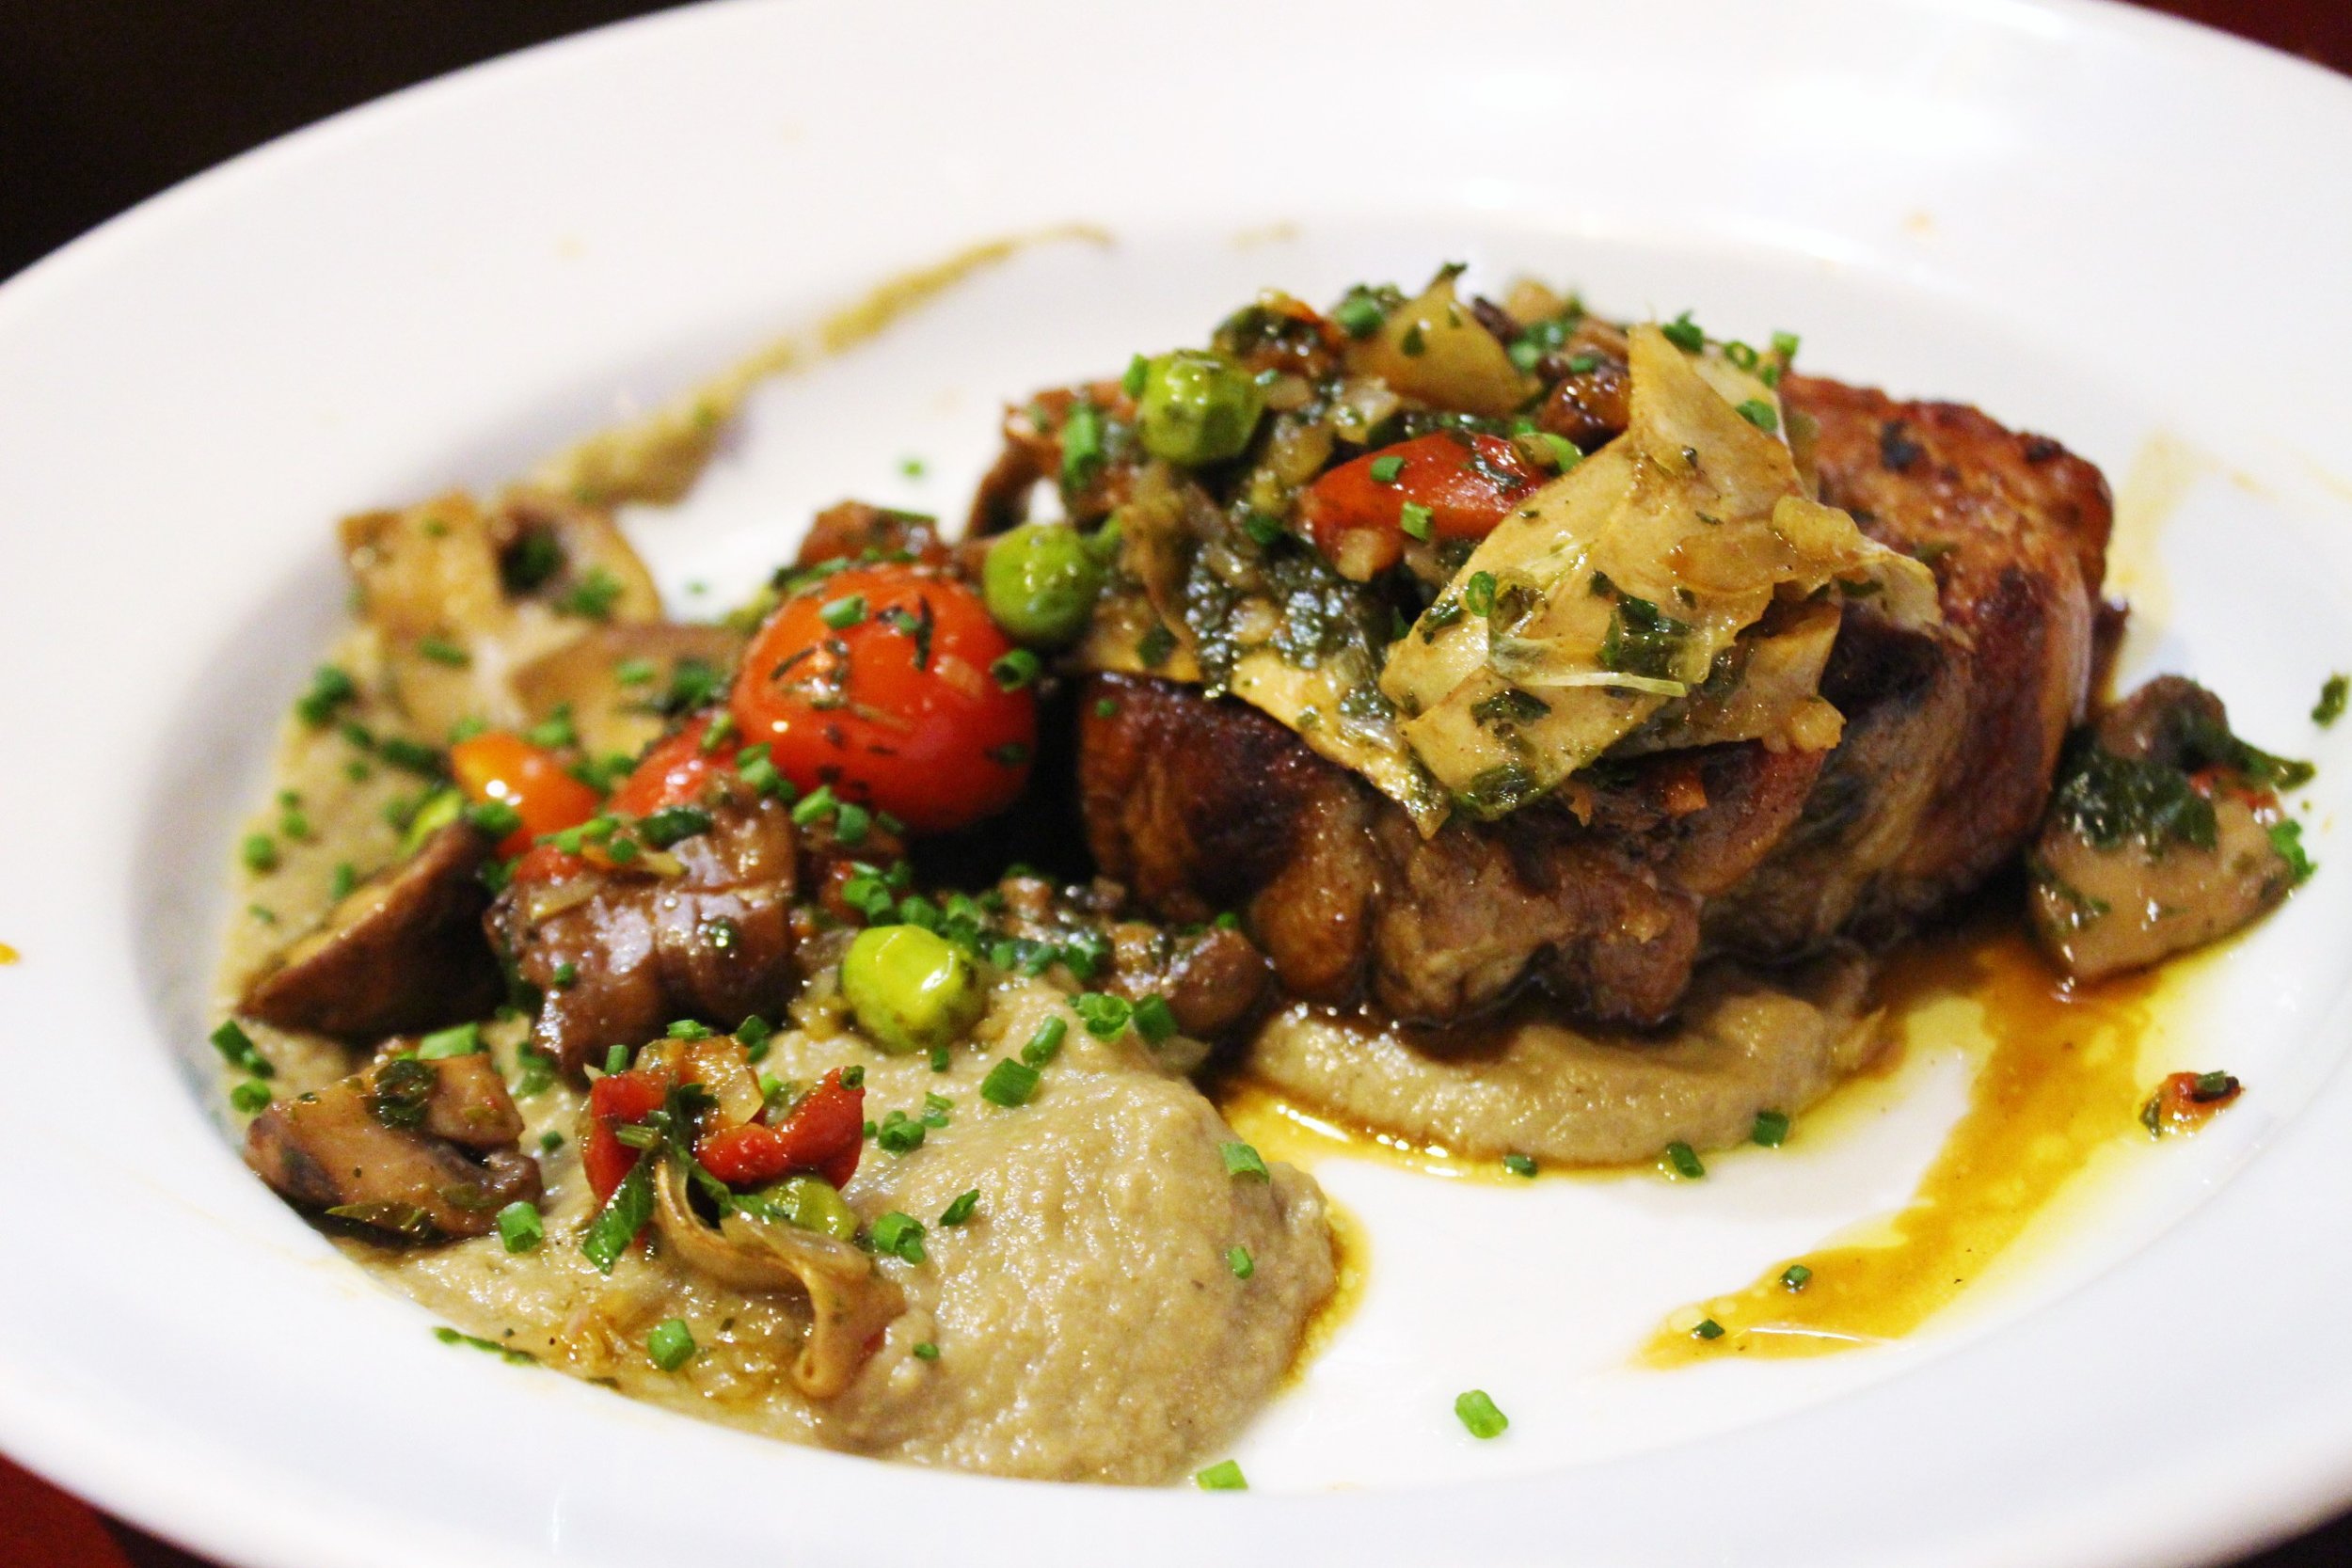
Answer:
[1220,1141,1269,1181]
[2317,673,2349,727]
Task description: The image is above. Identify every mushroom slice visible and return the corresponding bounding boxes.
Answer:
[652,1160,902,1399]
[241,822,503,1038]
[246,1053,541,1241]
[512,622,744,762]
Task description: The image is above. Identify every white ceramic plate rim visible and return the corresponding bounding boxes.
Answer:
[7,2,2352,1565]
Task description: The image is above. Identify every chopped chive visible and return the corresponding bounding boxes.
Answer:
[1692,1318,1725,1341]
[868,1210,927,1263]
[1502,1152,1537,1178]
[1781,1263,1813,1291]
[1397,500,1434,541]
[416,635,471,668]
[1122,353,1151,398]
[1369,454,1406,484]
[979,1058,1041,1108]
[230,1080,273,1114]
[833,801,872,846]
[875,1110,927,1155]
[1132,994,1178,1045]
[1751,1110,1790,1148]
[294,665,358,726]
[646,1318,696,1371]
[1664,1141,1706,1180]
[210,1019,274,1079]
[241,833,278,874]
[1021,1015,1067,1068]
[1734,398,1780,433]
[1220,1141,1269,1181]
[991,648,1041,690]
[416,1022,483,1059]
[639,804,713,848]
[1093,697,1120,719]
[1194,1460,1248,1491]
[1072,991,1132,1037]
[1226,1244,1254,1279]
[818,594,867,629]
[1454,1388,1509,1439]
[1771,329,1802,360]
[790,784,838,826]
[912,1340,941,1361]
[497,1201,544,1254]
[939,1188,980,1226]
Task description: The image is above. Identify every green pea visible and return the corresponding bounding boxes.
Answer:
[982,522,1104,648]
[842,924,984,1055]
[758,1174,859,1242]
[1136,350,1264,466]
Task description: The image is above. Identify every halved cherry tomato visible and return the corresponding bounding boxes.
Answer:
[449,732,602,857]
[1297,432,1544,580]
[582,1066,670,1203]
[508,716,736,886]
[695,1067,866,1191]
[729,564,1035,833]
[611,714,738,816]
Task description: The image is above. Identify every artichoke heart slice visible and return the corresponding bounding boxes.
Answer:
[1381,324,1938,819]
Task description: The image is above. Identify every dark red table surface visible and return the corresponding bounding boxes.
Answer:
[4,2,2347,1563]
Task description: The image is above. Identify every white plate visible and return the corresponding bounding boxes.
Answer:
[5,1,2352,1563]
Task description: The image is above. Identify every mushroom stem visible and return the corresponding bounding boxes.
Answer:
[651,1160,901,1399]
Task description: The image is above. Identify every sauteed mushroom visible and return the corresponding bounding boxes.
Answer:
[650,1158,902,1399]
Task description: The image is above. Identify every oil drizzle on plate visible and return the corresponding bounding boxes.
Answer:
[1222,1078,1516,1184]
[529,225,1111,508]
[1642,920,2160,1365]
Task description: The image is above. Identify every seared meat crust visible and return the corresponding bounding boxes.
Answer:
[1081,674,1811,1026]
[1714,377,2110,954]
[1079,375,2111,1026]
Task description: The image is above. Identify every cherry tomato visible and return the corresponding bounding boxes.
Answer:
[1298,432,1544,580]
[695,1068,866,1191]
[508,716,736,886]
[611,714,738,816]
[449,732,602,857]
[582,1066,670,1203]
[729,564,1035,833]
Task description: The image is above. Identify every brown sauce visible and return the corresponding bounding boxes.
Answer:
[1285,1199,1369,1389]
[1643,918,2163,1364]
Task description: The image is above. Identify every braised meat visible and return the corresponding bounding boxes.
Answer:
[492,784,805,1075]
[1711,376,2112,955]
[1079,374,2112,1026]
[1081,673,1820,1026]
